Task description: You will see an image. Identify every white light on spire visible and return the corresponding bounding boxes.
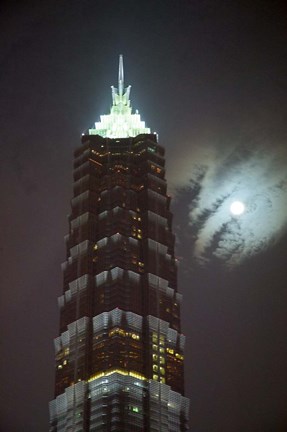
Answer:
[89,55,150,138]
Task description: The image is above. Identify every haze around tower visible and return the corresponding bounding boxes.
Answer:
[1,1,287,432]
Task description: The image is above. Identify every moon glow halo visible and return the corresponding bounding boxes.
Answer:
[230,201,245,216]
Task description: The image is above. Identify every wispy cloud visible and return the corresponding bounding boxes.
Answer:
[173,136,287,268]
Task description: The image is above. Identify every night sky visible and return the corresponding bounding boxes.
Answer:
[1,1,287,431]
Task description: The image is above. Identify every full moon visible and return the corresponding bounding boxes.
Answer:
[230,200,245,216]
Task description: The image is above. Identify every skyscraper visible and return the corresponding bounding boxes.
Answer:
[49,56,189,432]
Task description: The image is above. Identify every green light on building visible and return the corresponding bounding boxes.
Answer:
[89,55,150,138]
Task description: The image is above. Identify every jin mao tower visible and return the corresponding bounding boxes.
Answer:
[49,56,189,431]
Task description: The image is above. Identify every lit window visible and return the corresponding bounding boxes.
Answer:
[132,406,139,413]
[153,374,158,380]
[131,333,140,340]
[153,365,158,372]
[152,334,158,343]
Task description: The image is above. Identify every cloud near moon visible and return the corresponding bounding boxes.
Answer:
[173,138,287,268]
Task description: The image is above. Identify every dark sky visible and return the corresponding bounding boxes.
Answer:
[1,1,287,431]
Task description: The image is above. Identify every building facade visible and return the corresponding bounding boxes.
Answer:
[49,56,189,432]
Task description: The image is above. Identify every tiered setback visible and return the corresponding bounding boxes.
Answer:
[50,134,189,431]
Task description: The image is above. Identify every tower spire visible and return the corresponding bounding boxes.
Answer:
[89,56,150,138]
[118,54,124,96]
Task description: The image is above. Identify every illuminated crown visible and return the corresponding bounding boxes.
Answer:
[89,55,150,138]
